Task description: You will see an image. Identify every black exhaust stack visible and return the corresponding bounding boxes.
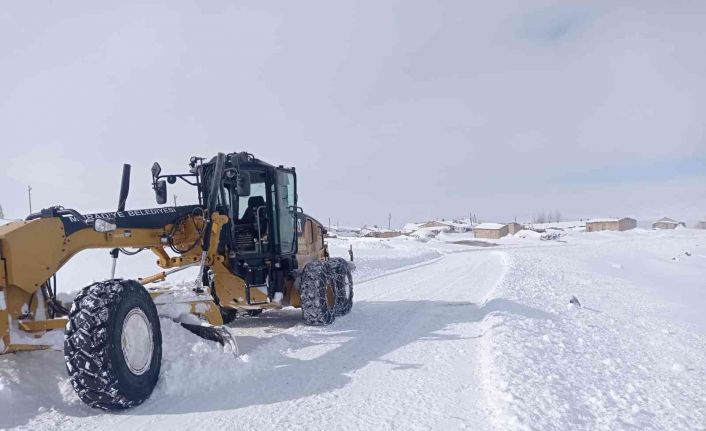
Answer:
[110,164,131,278]
[117,164,131,213]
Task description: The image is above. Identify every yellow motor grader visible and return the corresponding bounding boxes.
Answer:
[0,152,353,410]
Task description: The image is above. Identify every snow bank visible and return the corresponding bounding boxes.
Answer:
[328,237,442,283]
[514,229,542,239]
[479,232,706,430]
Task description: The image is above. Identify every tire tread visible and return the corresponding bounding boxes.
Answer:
[64,279,159,410]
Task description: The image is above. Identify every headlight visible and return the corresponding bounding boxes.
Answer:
[94,218,117,233]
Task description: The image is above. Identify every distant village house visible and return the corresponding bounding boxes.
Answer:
[652,217,686,230]
[361,227,402,238]
[364,230,402,239]
[585,217,636,232]
[410,220,471,233]
[419,220,448,229]
[474,223,508,239]
[506,222,523,235]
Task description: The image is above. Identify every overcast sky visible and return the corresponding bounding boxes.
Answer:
[1,1,705,227]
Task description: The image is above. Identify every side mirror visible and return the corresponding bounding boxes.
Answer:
[151,162,162,179]
[236,172,251,196]
[154,180,167,204]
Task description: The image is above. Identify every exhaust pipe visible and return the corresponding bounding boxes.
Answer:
[110,164,131,278]
[117,164,131,213]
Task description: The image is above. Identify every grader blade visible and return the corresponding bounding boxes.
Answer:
[180,323,239,354]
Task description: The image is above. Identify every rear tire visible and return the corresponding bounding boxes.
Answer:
[64,279,162,410]
[299,261,336,325]
[329,258,353,316]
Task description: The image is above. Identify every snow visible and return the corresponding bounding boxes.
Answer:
[527,220,586,231]
[513,229,543,239]
[402,222,423,231]
[1,227,706,430]
[479,231,706,430]
[475,222,507,230]
[587,218,632,223]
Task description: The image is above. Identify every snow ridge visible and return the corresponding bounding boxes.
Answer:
[479,248,706,430]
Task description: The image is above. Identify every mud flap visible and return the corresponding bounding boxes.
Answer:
[180,323,239,356]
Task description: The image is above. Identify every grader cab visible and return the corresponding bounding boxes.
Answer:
[0,152,353,409]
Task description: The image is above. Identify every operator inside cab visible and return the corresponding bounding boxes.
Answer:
[231,171,269,253]
[240,196,267,234]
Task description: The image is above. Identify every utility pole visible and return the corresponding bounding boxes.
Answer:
[0,203,4,219]
[27,186,32,214]
[173,194,178,207]
[388,212,391,230]
[328,217,331,232]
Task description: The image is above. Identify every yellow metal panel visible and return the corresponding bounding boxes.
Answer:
[189,301,224,326]
[4,286,31,317]
[284,279,301,308]
[18,318,68,332]
[211,261,270,306]
[0,219,66,294]
[3,343,51,353]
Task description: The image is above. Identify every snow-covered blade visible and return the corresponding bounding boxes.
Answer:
[180,323,238,355]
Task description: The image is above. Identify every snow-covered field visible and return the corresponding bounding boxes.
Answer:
[1,227,705,430]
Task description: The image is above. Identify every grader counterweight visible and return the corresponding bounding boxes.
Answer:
[0,152,354,409]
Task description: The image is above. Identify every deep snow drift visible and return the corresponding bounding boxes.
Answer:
[1,227,705,430]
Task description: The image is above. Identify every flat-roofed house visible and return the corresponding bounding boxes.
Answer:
[361,227,402,238]
[506,222,523,235]
[652,217,686,230]
[474,223,508,239]
[586,217,637,232]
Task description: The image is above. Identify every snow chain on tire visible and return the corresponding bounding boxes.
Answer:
[64,279,162,410]
[328,257,353,316]
[299,261,337,325]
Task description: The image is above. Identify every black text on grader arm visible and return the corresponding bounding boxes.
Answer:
[0,152,353,409]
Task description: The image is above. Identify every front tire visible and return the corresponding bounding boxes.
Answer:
[299,261,336,325]
[64,279,162,410]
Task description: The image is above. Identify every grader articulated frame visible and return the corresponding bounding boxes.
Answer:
[0,152,353,410]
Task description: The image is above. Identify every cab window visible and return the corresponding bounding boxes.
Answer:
[276,170,296,254]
